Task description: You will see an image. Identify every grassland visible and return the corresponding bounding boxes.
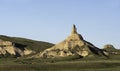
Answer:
[0,55,120,71]
[0,61,120,71]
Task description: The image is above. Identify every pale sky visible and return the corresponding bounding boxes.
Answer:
[0,0,120,49]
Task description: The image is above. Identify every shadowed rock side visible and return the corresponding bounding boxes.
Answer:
[36,25,109,58]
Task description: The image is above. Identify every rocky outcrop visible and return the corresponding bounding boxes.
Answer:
[103,44,116,50]
[0,39,33,57]
[103,44,118,55]
[36,25,108,58]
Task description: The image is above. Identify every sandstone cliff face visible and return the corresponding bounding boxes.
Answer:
[0,39,33,57]
[37,25,108,58]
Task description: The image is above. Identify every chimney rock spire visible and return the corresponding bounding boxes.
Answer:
[71,24,77,34]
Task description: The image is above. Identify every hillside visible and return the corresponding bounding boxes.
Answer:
[0,35,54,52]
[36,25,109,58]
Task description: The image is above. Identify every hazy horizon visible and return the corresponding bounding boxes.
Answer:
[0,0,120,49]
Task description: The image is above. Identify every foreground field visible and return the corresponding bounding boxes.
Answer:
[0,57,120,71]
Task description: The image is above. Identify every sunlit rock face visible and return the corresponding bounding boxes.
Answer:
[38,25,108,58]
[0,39,33,57]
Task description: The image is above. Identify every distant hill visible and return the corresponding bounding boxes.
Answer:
[103,44,120,55]
[0,35,54,52]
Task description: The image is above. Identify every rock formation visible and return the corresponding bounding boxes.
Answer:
[0,39,33,57]
[103,44,118,55]
[38,25,108,58]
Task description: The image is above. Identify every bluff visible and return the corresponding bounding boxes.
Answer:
[37,25,108,58]
[0,35,54,57]
[0,39,32,57]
